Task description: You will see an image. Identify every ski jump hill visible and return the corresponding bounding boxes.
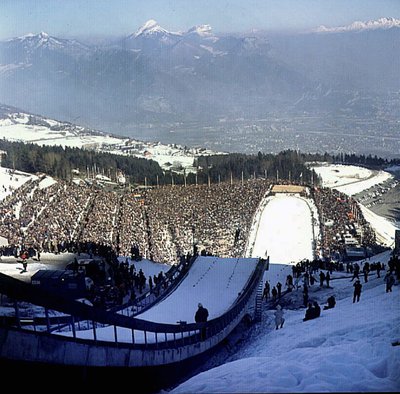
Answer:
[0,255,267,369]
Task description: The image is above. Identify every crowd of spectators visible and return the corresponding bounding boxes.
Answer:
[143,180,270,263]
[0,176,382,265]
[311,187,377,261]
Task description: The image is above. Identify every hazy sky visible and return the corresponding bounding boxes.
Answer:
[1,0,399,39]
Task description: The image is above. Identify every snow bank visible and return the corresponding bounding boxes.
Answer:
[0,166,37,201]
[313,164,393,196]
[172,251,400,393]
[360,204,397,247]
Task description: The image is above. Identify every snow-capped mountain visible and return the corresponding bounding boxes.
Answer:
[315,17,400,33]
[133,19,182,38]
[123,19,219,50]
[187,24,214,37]
[0,19,397,134]
[5,31,88,53]
[1,31,90,66]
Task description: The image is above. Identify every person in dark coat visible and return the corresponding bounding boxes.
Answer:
[303,302,315,321]
[276,282,282,298]
[376,262,381,278]
[325,272,330,288]
[323,295,336,310]
[313,301,321,317]
[195,303,209,323]
[263,281,270,301]
[384,272,395,293]
[271,286,278,301]
[195,303,209,340]
[319,271,325,287]
[353,280,362,303]
[274,305,285,330]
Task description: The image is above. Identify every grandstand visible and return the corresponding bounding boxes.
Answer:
[0,179,381,264]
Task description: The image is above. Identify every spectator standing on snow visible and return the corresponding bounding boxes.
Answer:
[313,301,321,317]
[263,281,270,301]
[353,279,362,303]
[363,264,369,283]
[285,275,293,292]
[351,263,360,282]
[319,271,325,287]
[384,272,395,293]
[271,286,278,301]
[195,303,209,340]
[376,262,381,278]
[195,303,209,323]
[326,272,330,288]
[274,305,285,330]
[276,282,282,298]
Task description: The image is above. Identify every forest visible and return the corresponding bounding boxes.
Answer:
[1,139,395,187]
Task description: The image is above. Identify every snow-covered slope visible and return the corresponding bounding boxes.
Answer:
[171,250,400,393]
[0,107,221,173]
[0,110,125,148]
[312,163,393,194]
[248,194,316,263]
[0,166,37,201]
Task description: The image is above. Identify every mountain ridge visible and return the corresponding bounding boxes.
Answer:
[0,18,398,135]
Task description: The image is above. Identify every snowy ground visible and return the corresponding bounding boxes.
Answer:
[0,166,37,201]
[167,186,400,393]
[313,163,393,195]
[248,194,316,264]
[0,111,221,174]
[360,205,398,248]
[0,252,83,282]
[170,255,400,393]
[0,116,125,149]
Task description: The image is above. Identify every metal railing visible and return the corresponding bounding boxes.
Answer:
[0,257,266,351]
[110,256,195,316]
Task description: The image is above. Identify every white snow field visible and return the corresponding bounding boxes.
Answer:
[171,256,400,393]
[249,195,316,264]
[0,166,37,201]
[313,163,393,195]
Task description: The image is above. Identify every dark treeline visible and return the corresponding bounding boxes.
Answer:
[301,152,399,168]
[1,139,396,187]
[0,141,320,186]
[193,150,319,185]
[0,140,164,184]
